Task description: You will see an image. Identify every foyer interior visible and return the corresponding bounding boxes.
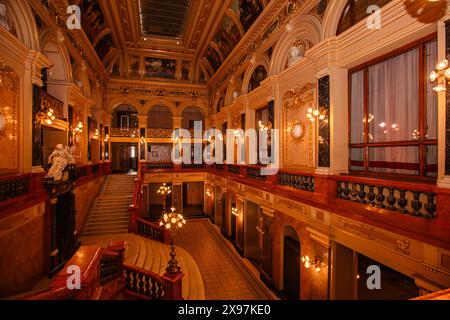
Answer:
[1,0,450,301]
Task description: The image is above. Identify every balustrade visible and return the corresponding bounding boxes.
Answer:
[0,175,31,201]
[124,265,165,300]
[110,127,140,138]
[336,180,436,219]
[278,171,315,192]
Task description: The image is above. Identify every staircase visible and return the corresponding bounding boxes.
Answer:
[80,174,135,238]
[81,233,205,300]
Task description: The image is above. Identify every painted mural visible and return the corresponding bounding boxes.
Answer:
[232,0,265,32]
[205,46,222,72]
[80,0,107,43]
[214,15,242,58]
[144,57,176,79]
[248,66,267,92]
[94,33,114,61]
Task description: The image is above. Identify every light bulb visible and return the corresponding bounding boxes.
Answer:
[313,109,320,116]
[445,68,450,79]
[436,59,448,71]
[429,70,439,82]
[433,84,447,92]
[165,223,171,230]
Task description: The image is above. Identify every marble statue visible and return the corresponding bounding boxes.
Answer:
[46,144,75,182]
[288,44,305,67]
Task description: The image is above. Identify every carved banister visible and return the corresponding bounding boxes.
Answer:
[123,264,165,300]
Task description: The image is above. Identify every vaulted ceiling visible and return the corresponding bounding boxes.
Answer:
[75,0,272,82]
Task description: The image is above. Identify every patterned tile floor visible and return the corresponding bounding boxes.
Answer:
[175,219,273,300]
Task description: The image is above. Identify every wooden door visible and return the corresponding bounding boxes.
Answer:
[283,237,300,300]
[120,145,130,172]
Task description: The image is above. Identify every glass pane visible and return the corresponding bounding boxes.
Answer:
[368,48,419,143]
[350,70,364,144]
[368,146,419,175]
[350,148,364,171]
[426,145,438,177]
[426,40,438,140]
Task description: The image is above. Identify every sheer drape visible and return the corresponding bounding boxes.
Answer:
[368,48,419,174]
[426,40,438,176]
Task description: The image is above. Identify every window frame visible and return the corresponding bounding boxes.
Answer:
[348,33,438,181]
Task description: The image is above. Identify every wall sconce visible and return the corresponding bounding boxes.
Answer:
[104,134,109,142]
[258,120,272,130]
[139,136,146,144]
[231,206,239,217]
[36,108,56,125]
[306,107,326,122]
[301,255,324,272]
[206,189,212,197]
[74,121,83,134]
[429,57,450,92]
[93,129,100,139]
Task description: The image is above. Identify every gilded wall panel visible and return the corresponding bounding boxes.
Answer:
[282,83,315,169]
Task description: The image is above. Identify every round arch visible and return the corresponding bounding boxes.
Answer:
[225,77,243,106]
[6,0,39,51]
[108,98,143,115]
[178,101,208,118]
[322,0,348,39]
[40,28,73,84]
[143,98,178,116]
[180,106,206,130]
[280,224,301,300]
[73,64,91,98]
[270,15,322,75]
[242,55,270,94]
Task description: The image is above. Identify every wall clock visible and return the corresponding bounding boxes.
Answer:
[0,112,6,133]
[291,122,305,140]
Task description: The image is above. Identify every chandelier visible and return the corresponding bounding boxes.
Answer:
[306,107,326,122]
[429,57,450,92]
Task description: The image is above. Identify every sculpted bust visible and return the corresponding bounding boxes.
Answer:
[288,44,306,67]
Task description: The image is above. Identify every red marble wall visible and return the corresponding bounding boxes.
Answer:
[74,177,104,234]
[271,211,329,300]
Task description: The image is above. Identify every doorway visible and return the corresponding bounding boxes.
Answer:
[112,143,138,173]
[244,200,261,266]
[182,182,205,219]
[283,226,300,300]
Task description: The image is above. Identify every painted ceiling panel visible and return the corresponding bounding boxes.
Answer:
[139,0,191,38]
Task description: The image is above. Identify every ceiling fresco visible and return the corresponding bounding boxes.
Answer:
[203,0,268,76]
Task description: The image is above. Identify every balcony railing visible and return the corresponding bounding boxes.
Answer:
[110,127,140,138]
[278,171,315,192]
[147,128,173,139]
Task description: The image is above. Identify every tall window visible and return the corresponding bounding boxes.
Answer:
[349,36,437,178]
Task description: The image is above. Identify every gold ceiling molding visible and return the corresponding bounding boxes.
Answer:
[107,80,208,100]
[283,83,316,101]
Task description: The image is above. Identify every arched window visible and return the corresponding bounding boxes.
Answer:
[216,97,224,113]
[336,0,392,36]
[248,66,267,92]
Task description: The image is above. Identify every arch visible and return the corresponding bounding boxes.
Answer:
[147,104,173,129]
[112,104,139,128]
[242,55,270,94]
[73,64,91,98]
[282,224,301,300]
[40,28,73,84]
[248,65,268,93]
[225,77,243,106]
[322,0,348,39]
[181,106,205,129]
[6,0,39,51]
[178,101,208,118]
[108,98,142,115]
[270,16,322,75]
[143,98,178,116]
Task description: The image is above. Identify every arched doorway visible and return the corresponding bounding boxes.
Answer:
[283,225,300,300]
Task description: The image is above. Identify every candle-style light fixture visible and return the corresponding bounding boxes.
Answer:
[157,183,172,211]
[159,207,186,276]
[306,107,326,122]
[429,56,450,92]
[231,206,239,217]
[36,107,56,125]
[301,255,324,272]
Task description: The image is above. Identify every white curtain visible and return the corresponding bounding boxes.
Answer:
[350,70,365,144]
[426,40,438,176]
[367,48,420,174]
